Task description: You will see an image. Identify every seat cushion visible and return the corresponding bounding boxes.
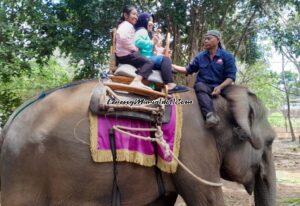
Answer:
[114,64,163,83]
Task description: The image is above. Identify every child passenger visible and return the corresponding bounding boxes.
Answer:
[134,13,189,94]
[115,6,154,90]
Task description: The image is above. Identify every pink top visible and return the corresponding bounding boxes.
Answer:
[115,21,138,57]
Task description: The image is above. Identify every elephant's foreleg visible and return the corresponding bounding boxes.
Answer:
[179,186,225,206]
[146,192,178,206]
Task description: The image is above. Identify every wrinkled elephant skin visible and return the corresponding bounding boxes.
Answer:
[0,81,276,206]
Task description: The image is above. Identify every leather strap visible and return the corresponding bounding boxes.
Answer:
[109,129,121,206]
[150,131,166,197]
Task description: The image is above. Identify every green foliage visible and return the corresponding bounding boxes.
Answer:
[268,112,300,128]
[283,198,300,205]
[277,176,300,184]
[268,112,285,128]
[265,2,299,74]
[1,0,289,80]
[280,71,300,99]
[282,71,299,82]
[237,61,284,110]
[268,10,299,57]
[153,0,265,65]
[53,0,129,79]
[0,0,130,81]
[0,0,298,127]
[0,4,31,82]
[0,58,73,127]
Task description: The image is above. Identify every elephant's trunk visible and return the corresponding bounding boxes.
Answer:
[223,87,262,150]
[254,150,276,206]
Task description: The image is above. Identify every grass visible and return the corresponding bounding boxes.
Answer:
[277,178,300,184]
[277,170,300,184]
[268,112,300,129]
[282,198,300,206]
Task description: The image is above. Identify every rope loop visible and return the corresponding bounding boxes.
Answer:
[112,124,223,187]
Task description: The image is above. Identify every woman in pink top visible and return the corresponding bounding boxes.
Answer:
[115,6,154,89]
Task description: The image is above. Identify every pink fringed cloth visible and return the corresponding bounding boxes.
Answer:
[89,104,182,173]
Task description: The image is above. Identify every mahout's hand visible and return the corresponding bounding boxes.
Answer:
[212,86,222,96]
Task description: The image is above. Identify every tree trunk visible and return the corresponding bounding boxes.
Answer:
[284,115,287,132]
[170,23,181,64]
[187,5,204,60]
[165,15,187,86]
[185,4,205,86]
[281,49,300,76]
[282,54,296,141]
[234,8,257,57]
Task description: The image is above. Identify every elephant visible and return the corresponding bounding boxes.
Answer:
[0,80,276,206]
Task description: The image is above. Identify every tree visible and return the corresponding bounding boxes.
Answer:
[0,0,133,80]
[0,58,72,127]
[236,61,284,110]
[0,3,31,83]
[1,0,297,126]
[280,58,298,141]
[155,0,265,65]
[1,0,283,81]
[265,2,299,75]
[0,0,129,125]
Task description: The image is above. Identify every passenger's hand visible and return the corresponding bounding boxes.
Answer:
[168,50,172,58]
[132,46,139,52]
[172,64,187,74]
[212,86,222,96]
[152,34,159,44]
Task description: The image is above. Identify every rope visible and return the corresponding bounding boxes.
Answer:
[73,117,90,145]
[113,125,158,132]
[73,81,109,146]
[105,86,122,101]
[89,82,222,186]
[169,150,223,187]
[112,125,223,187]
[112,126,156,142]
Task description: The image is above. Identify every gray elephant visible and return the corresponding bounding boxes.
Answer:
[0,80,276,206]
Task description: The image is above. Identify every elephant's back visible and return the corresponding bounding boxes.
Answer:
[2,80,98,154]
[1,80,168,205]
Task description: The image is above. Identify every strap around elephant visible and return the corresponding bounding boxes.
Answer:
[109,129,121,206]
[150,130,166,198]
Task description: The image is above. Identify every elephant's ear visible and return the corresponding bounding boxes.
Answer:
[223,86,262,150]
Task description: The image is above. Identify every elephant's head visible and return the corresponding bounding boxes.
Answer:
[215,86,276,206]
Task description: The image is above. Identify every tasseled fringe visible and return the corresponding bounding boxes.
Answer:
[91,149,155,167]
[88,98,183,174]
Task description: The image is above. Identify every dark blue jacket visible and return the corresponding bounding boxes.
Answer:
[186,48,237,87]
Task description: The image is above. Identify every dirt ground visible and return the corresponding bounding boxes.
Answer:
[175,130,300,206]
